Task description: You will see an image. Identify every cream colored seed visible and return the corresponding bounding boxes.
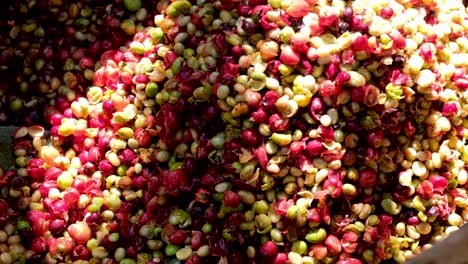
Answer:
[315,169,329,184]
[216,85,230,99]
[271,133,292,146]
[431,153,442,168]
[411,139,422,151]
[131,163,141,175]
[407,54,424,74]
[320,115,332,127]
[15,168,26,177]
[9,244,25,254]
[48,188,61,200]
[401,160,412,169]
[445,226,459,235]
[0,243,7,254]
[416,222,432,235]
[176,247,192,261]
[54,156,70,169]
[123,191,137,201]
[78,194,91,208]
[102,210,114,221]
[0,231,7,243]
[303,256,315,264]
[347,71,366,87]
[266,77,280,90]
[92,246,109,259]
[412,161,427,177]
[448,212,463,226]
[396,222,406,236]
[436,116,452,132]
[127,138,139,149]
[290,166,303,177]
[197,245,210,257]
[156,150,170,162]
[288,252,303,264]
[308,129,318,138]
[416,69,436,89]
[0,252,12,264]
[215,182,230,193]
[265,141,278,155]
[328,160,341,170]
[247,246,256,259]
[259,123,271,136]
[110,138,127,150]
[29,202,43,211]
[425,160,434,170]
[238,190,255,205]
[292,95,309,109]
[404,148,417,161]
[106,152,121,167]
[458,170,468,185]
[70,156,81,169]
[9,189,21,198]
[303,75,316,91]
[406,225,420,240]
[416,151,427,161]
[296,198,311,208]
[3,224,14,236]
[342,183,357,196]
[114,247,126,261]
[313,158,327,169]
[117,127,134,139]
[326,108,339,124]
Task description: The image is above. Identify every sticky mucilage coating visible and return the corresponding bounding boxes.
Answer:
[2,0,468,263]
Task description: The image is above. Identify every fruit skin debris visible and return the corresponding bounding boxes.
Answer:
[1,0,468,263]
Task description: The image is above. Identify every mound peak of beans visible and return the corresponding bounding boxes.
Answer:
[2,0,468,263]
